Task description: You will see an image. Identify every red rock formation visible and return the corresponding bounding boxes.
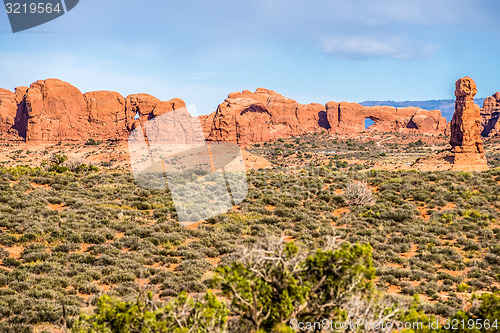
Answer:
[199,112,215,140]
[84,91,131,140]
[23,79,91,141]
[0,79,187,142]
[0,86,31,140]
[325,102,447,135]
[0,88,17,138]
[207,88,327,144]
[480,92,500,136]
[10,87,28,139]
[125,94,186,130]
[204,93,446,144]
[0,79,451,144]
[483,96,497,114]
[449,77,488,171]
[125,93,161,130]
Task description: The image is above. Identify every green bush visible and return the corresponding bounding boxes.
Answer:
[72,291,227,333]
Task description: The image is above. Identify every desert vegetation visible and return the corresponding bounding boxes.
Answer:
[248,132,450,169]
[0,150,499,331]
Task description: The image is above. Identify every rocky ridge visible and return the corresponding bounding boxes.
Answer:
[0,79,186,142]
[207,89,447,144]
[207,88,328,144]
[0,78,475,145]
[325,102,447,136]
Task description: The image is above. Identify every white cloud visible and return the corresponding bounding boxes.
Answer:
[254,0,486,60]
[320,35,439,60]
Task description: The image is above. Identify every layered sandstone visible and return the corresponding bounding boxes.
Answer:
[0,79,186,142]
[199,112,215,139]
[480,92,500,136]
[207,88,328,144]
[325,102,447,135]
[84,91,131,139]
[125,93,186,130]
[0,88,17,138]
[448,77,488,171]
[412,77,489,172]
[206,88,448,144]
[24,79,91,141]
[0,79,451,145]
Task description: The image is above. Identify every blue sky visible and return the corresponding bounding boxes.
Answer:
[1,0,500,115]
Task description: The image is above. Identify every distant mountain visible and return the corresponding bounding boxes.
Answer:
[360,99,486,121]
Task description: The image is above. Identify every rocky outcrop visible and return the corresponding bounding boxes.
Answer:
[0,87,31,140]
[480,92,500,136]
[0,79,451,144]
[0,79,186,142]
[413,77,489,172]
[125,93,162,127]
[207,88,328,144]
[325,102,447,135]
[206,88,448,144]
[0,88,17,139]
[199,112,215,139]
[125,94,186,131]
[24,79,93,141]
[449,77,488,171]
[242,150,273,170]
[84,91,131,140]
[13,87,29,139]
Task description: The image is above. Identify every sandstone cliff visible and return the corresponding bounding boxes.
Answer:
[0,79,450,144]
[480,92,500,137]
[0,79,186,142]
[207,88,328,144]
[325,102,447,135]
[206,88,447,144]
[0,88,17,139]
[24,79,92,141]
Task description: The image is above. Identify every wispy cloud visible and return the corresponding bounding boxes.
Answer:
[254,0,485,60]
[320,35,439,60]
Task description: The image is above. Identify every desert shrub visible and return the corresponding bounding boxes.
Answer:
[70,163,99,174]
[2,257,20,268]
[217,238,377,332]
[102,272,136,285]
[81,232,106,245]
[343,181,375,207]
[0,323,32,333]
[84,139,102,146]
[0,234,17,246]
[72,291,227,333]
[0,248,9,260]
